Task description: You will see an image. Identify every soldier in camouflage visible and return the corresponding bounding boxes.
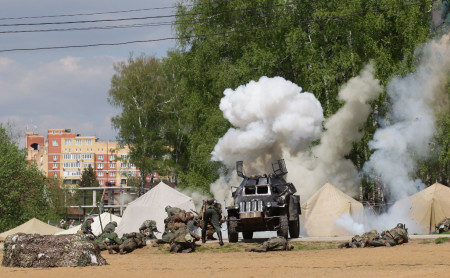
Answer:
[369,223,408,247]
[80,217,94,236]
[139,220,159,240]
[169,225,201,253]
[245,236,294,252]
[95,232,122,252]
[108,232,146,255]
[338,229,380,248]
[102,221,117,234]
[435,218,450,233]
[201,199,225,246]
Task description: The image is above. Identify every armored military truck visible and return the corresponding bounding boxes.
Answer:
[225,159,301,242]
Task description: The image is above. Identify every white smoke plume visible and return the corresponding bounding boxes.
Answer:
[288,63,382,199]
[210,64,382,207]
[211,76,324,170]
[363,34,450,202]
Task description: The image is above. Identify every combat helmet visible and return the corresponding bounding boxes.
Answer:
[165,205,172,212]
[370,229,377,234]
[111,221,117,226]
[396,223,405,229]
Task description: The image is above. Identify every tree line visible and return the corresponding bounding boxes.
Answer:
[108,0,448,194]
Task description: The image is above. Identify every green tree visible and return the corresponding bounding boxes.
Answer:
[170,0,431,190]
[108,55,170,185]
[0,124,52,232]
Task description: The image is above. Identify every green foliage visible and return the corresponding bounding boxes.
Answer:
[435,237,450,244]
[108,55,172,182]
[79,165,99,187]
[0,124,53,232]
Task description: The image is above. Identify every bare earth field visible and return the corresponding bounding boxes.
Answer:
[1,237,449,278]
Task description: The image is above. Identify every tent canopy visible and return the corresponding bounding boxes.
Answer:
[116,182,195,238]
[55,212,122,236]
[395,182,450,234]
[300,183,364,237]
[0,218,63,241]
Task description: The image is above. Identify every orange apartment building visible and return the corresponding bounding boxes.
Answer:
[26,129,139,187]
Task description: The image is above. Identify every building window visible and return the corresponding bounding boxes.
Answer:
[98,155,104,160]
[75,139,82,146]
[53,172,57,178]
[110,154,116,161]
[53,163,57,169]
[128,163,135,168]
[110,163,116,168]
[121,154,127,160]
[110,171,116,177]
[65,139,72,146]
[84,162,92,168]
[98,172,104,177]
[121,179,126,184]
[98,163,103,170]
[53,155,57,161]
[99,180,104,185]
[121,162,127,168]
[59,130,61,134]
[52,140,58,146]
[85,139,92,146]
[52,130,55,134]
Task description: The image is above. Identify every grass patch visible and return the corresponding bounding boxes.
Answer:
[435,237,450,244]
[418,240,432,244]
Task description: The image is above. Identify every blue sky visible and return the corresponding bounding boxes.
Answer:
[0,0,178,145]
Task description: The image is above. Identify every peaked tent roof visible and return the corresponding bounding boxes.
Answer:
[394,182,450,234]
[55,212,122,236]
[300,183,364,237]
[0,218,63,241]
[115,181,195,238]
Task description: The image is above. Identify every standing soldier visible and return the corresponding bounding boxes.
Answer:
[202,199,225,246]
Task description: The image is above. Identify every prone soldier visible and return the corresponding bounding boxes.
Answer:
[245,236,294,252]
[338,229,380,248]
[169,226,201,253]
[369,223,408,247]
[435,218,450,234]
[139,220,159,240]
[108,232,146,255]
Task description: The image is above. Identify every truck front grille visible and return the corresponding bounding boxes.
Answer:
[239,200,263,213]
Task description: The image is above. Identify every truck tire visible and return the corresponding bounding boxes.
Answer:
[242,231,253,240]
[228,216,239,243]
[289,219,300,238]
[277,215,289,239]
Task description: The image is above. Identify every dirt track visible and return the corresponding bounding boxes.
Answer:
[1,238,450,278]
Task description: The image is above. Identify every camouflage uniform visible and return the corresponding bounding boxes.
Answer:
[103,221,117,234]
[246,236,294,252]
[96,232,122,251]
[169,226,201,253]
[80,218,94,235]
[201,200,224,245]
[435,218,450,233]
[370,224,408,247]
[139,220,159,239]
[338,229,380,248]
[109,232,146,255]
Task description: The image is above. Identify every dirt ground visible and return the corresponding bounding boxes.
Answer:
[1,237,449,278]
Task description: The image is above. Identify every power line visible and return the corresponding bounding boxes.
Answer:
[0,0,428,53]
[0,5,180,21]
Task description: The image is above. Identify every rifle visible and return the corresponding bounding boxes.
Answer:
[190,209,199,216]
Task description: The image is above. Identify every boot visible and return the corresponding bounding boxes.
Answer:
[217,231,224,246]
[201,229,206,243]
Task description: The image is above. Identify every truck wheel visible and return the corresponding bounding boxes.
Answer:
[242,231,253,240]
[289,219,300,238]
[228,216,238,243]
[277,215,289,239]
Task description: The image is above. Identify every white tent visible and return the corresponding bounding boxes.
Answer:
[0,218,63,241]
[55,212,122,236]
[300,183,365,237]
[394,182,450,234]
[115,182,195,238]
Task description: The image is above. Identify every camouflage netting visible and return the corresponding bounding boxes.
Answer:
[2,233,108,267]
